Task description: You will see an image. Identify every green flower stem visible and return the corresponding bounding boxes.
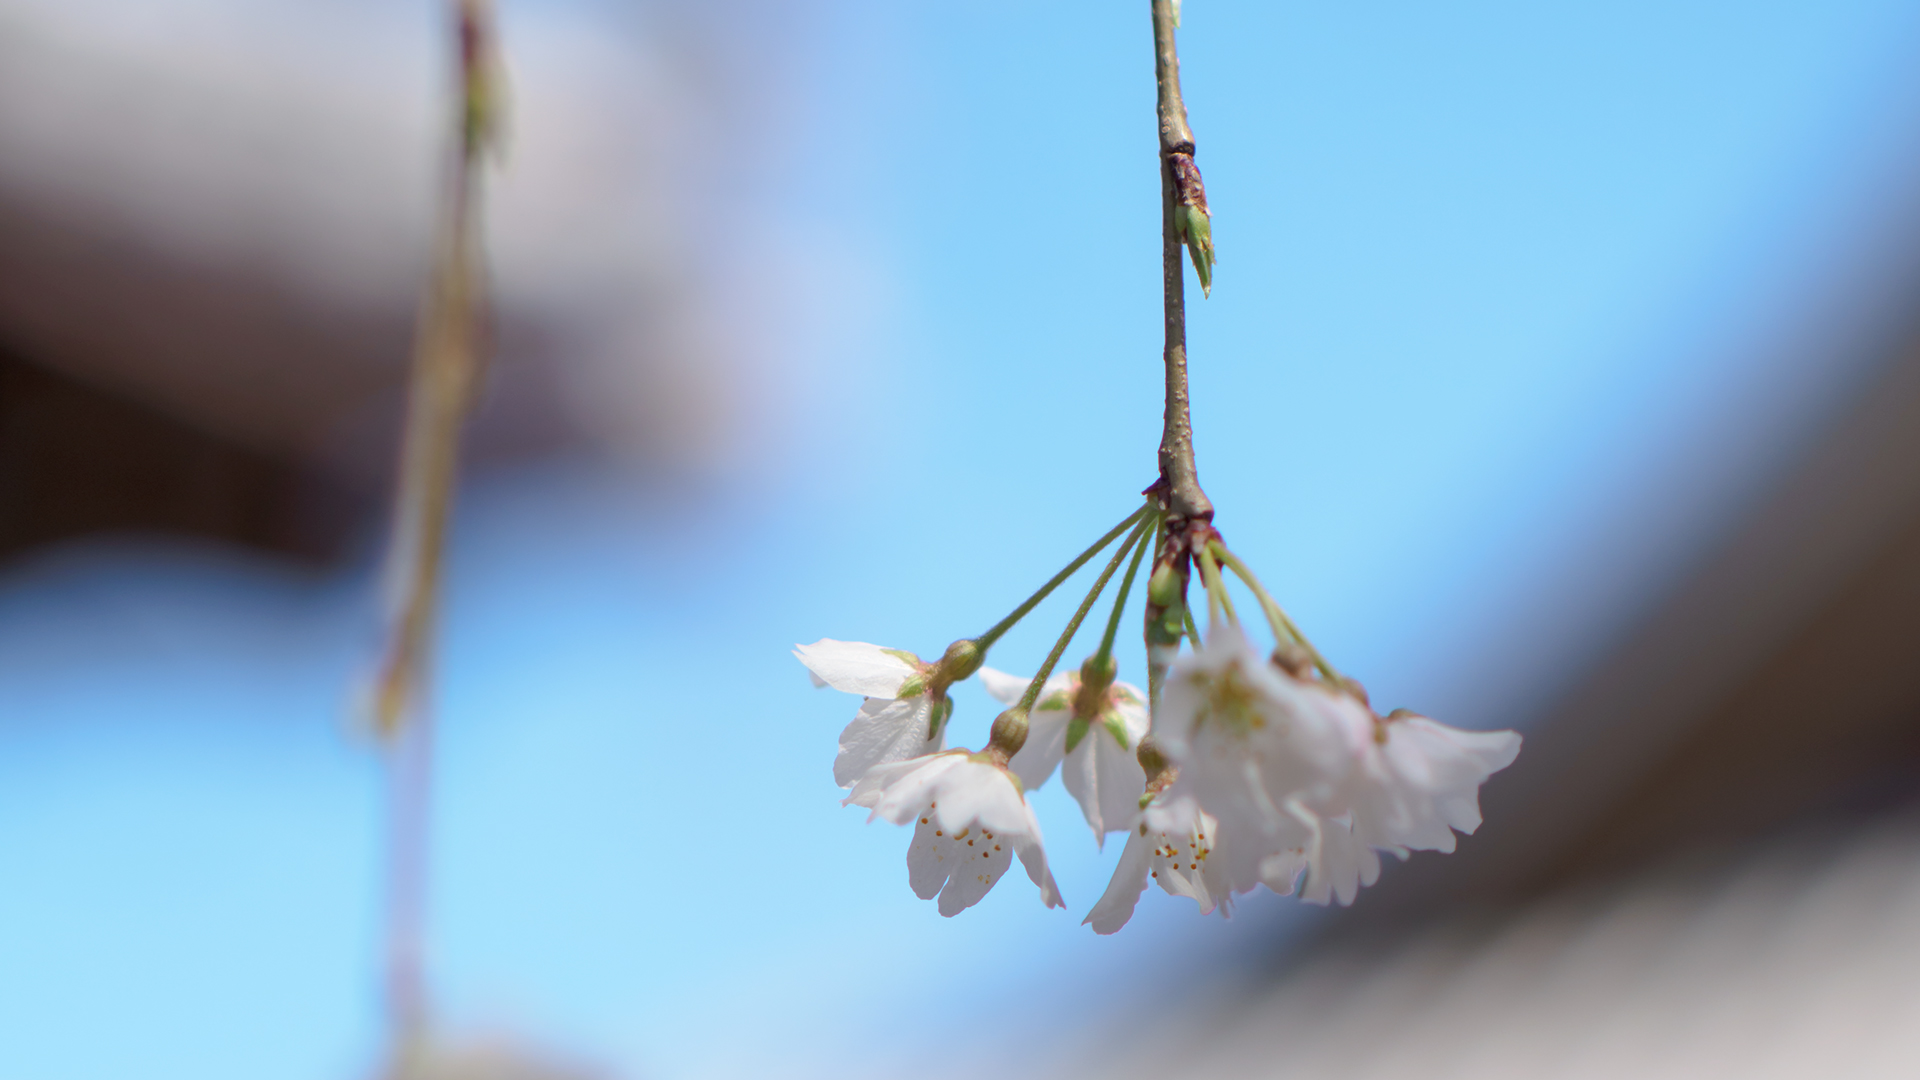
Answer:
[1182,605,1202,645]
[1018,515,1153,713]
[977,504,1149,651]
[1211,541,1342,684]
[1193,541,1235,626]
[1094,511,1159,668]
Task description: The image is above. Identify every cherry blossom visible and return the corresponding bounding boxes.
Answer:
[794,639,955,789]
[1155,622,1354,844]
[1331,708,1523,855]
[846,750,1063,916]
[979,666,1150,844]
[1084,795,1232,934]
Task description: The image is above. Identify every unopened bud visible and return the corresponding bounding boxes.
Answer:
[988,708,1031,760]
[1073,653,1117,729]
[1078,653,1116,696]
[1270,642,1312,678]
[1136,736,1175,793]
[1344,678,1370,707]
[935,638,984,685]
[1176,204,1215,297]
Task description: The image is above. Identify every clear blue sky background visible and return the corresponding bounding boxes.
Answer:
[6,2,1920,1077]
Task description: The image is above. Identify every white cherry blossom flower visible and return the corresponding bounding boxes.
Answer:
[795,639,953,788]
[1085,795,1231,934]
[1156,622,1353,843]
[1330,708,1523,855]
[1277,701,1518,904]
[1296,812,1388,906]
[980,666,1150,844]
[845,750,1063,916]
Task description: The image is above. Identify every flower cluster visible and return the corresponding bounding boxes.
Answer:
[795,506,1520,929]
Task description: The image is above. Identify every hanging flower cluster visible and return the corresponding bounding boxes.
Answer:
[793,0,1519,931]
[795,504,1519,930]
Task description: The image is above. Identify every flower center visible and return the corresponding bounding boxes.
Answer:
[1195,661,1264,738]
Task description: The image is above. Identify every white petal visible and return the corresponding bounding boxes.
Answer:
[936,826,1015,916]
[1013,829,1063,910]
[834,696,941,789]
[794,639,919,698]
[906,811,955,899]
[867,753,965,824]
[1083,827,1154,934]
[1007,708,1071,792]
[1301,814,1379,907]
[1062,719,1148,844]
[930,760,1031,838]
[1259,849,1308,897]
[976,666,1030,705]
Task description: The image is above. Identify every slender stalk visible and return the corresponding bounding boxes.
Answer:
[1151,0,1212,523]
[1094,512,1158,666]
[978,505,1148,650]
[1183,605,1201,645]
[1213,542,1342,684]
[1142,521,1187,719]
[1018,516,1153,712]
[1193,540,1235,625]
[373,0,500,1048]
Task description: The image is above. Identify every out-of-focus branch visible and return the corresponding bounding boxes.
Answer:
[372,0,501,1050]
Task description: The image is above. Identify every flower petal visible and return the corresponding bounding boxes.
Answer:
[835,696,941,789]
[1062,718,1148,845]
[1083,826,1154,934]
[1012,829,1063,910]
[1007,708,1071,792]
[936,829,1015,916]
[1301,814,1380,907]
[866,753,964,824]
[794,639,919,698]
[929,760,1031,837]
[976,666,1030,706]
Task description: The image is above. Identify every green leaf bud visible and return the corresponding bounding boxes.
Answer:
[1179,204,1215,297]
[1147,562,1180,607]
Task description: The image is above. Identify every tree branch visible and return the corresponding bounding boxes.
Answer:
[1151,0,1212,524]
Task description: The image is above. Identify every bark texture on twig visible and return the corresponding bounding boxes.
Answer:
[1142,0,1213,769]
[1150,0,1212,526]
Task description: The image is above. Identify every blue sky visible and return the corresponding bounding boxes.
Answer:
[6,2,1920,1077]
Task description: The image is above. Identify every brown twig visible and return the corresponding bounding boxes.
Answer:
[1150,0,1212,527]
[1142,0,1213,742]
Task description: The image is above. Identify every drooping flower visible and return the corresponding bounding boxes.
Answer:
[1155,622,1354,844]
[1084,795,1232,934]
[846,750,1063,916]
[795,638,976,789]
[1330,707,1523,855]
[1294,811,1387,906]
[979,664,1150,844]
